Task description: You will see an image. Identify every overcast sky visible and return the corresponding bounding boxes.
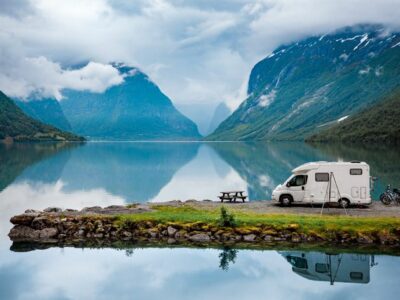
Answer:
[1,0,400,128]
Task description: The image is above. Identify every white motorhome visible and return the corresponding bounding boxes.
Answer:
[271,161,372,207]
[279,251,372,284]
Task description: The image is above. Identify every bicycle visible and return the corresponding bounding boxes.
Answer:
[380,184,400,205]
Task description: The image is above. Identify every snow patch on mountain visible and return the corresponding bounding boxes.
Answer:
[359,66,371,75]
[353,34,369,50]
[339,53,349,61]
[258,90,276,108]
[337,115,349,122]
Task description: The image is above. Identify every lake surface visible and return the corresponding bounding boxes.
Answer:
[1,141,400,299]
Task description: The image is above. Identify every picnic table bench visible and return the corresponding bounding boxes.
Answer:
[219,191,247,203]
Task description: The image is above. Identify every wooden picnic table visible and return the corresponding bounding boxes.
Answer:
[219,191,247,203]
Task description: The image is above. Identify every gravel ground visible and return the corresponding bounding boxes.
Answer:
[153,200,400,218]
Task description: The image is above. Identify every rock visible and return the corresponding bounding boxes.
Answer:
[105,205,125,209]
[93,233,104,238]
[122,231,132,238]
[39,228,58,239]
[189,233,210,242]
[82,206,102,212]
[78,229,85,236]
[264,235,273,241]
[32,216,52,229]
[10,213,39,225]
[243,234,256,242]
[167,238,176,244]
[24,209,40,214]
[149,231,158,238]
[167,226,178,237]
[291,234,301,243]
[8,225,40,241]
[44,207,62,213]
[357,236,374,244]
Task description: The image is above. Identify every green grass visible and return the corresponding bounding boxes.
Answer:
[114,205,400,236]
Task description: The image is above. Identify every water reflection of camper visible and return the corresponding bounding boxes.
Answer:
[279,251,375,284]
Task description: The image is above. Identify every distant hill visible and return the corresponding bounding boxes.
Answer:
[15,98,72,131]
[207,25,400,141]
[0,91,84,142]
[60,65,201,140]
[207,102,231,135]
[307,88,400,144]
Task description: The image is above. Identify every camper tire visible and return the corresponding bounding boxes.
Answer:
[280,195,293,207]
[338,198,350,208]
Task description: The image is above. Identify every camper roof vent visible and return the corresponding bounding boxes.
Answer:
[350,160,361,163]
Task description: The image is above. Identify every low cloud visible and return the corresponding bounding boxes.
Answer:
[0,57,124,100]
[0,0,399,110]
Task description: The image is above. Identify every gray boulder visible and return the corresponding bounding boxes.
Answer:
[189,233,210,242]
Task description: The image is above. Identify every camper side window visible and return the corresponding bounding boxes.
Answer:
[350,168,363,175]
[288,175,308,187]
[315,173,329,182]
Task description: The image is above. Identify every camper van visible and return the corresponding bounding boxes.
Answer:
[271,161,372,207]
[279,251,372,284]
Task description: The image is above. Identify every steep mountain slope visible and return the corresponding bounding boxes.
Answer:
[0,91,83,142]
[207,102,231,134]
[61,65,201,140]
[14,98,72,131]
[307,88,400,144]
[208,25,400,141]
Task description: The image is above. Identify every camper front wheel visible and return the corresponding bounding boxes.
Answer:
[338,198,350,208]
[280,195,293,207]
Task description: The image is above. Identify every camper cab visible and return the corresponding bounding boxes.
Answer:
[279,251,371,284]
[271,161,372,207]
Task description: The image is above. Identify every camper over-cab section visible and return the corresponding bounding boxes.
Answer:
[272,162,372,207]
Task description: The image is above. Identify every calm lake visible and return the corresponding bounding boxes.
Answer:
[1,142,400,299]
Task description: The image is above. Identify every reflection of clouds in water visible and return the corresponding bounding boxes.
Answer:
[0,248,397,300]
[0,180,125,243]
[258,174,275,189]
[152,146,247,202]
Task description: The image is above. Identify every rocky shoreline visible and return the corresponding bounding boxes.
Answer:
[8,204,400,249]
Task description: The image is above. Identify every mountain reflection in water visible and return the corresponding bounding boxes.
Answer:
[0,142,399,204]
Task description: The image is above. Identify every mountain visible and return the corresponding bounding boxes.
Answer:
[307,88,400,144]
[0,91,84,142]
[207,102,231,135]
[208,25,400,141]
[14,98,72,131]
[60,65,201,140]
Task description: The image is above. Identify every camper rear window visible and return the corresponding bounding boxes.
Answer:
[350,168,363,175]
[315,173,329,182]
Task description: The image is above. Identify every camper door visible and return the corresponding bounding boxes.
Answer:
[286,175,308,202]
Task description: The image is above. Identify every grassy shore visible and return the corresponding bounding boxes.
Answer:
[114,204,400,240]
[9,203,400,249]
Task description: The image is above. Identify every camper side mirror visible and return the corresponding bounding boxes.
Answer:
[286,182,290,187]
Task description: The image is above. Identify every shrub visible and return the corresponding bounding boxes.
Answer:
[218,206,237,227]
